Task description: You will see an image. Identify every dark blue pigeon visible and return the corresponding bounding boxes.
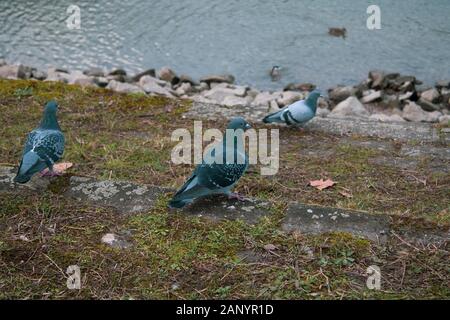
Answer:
[14,101,65,184]
[263,90,321,125]
[169,117,251,208]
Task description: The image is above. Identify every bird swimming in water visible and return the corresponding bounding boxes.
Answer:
[169,117,251,209]
[270,66,281,81]
[328,27,347,39]
[14,101,65,184]
[262,90,321,126]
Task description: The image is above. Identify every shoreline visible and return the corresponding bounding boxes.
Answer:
[0,59,449,125]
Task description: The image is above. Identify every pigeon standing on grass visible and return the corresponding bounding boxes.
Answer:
[169,117,251,209]
[262,90,321,126]
[14,101,65,184]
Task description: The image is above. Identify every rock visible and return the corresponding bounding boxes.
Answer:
[435,80,450,89]
[106,74,127,83]
[199,74,235,85]
[317,97,329,109]
[138,75,174,98]
[0,64,32,79]
[0,58,6,67]
[106,80,145,94]
[361,90,382,104]
[328,86,357,103]
[369,113,405,122]
[246,88,260,99]
[380,94,400,109]
[83,67,104,77]
[101,233,131,249]
[45,67,71,83]
[130,69,156,82]
[276,91,304,107]
[175,82,193,96]
[195,82,209,91]
[402,102,442,123]
[31,69,47,80]
[221,95,251,107]
[66,70,95,87]
[329,96,369,118]
[368,70,384,89]
[417,98,441,112]
[251,91,282,107]
[399,91,414,101]
[438,115,450,125]
[157,66,178,83]
[202,84,248,103]
[93,77,109,88]
[283,82,316,92]
[268,100,279,113]
[316,107,330,118]
[178,74,197,86]
[108,68,127,76]
[420,88,440,103]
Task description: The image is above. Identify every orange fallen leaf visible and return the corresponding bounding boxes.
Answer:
[309,178,336,190]
[41,162,73,175]
[339,190,353,198]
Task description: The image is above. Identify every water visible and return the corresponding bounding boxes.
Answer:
[1,0,449,90]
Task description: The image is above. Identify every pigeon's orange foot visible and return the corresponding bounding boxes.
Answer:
[228,192,247,201]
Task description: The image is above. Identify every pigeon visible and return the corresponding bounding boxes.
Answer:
[262,90,321,125]
[14,101,65,184]
[169,117,251,208]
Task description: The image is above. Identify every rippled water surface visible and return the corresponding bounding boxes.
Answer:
[1,0,449,89]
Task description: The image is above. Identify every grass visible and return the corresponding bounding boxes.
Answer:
[0,79,448,299]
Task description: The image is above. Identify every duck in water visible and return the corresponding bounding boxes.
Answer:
[328,27,347,39]
[270,66,281,81]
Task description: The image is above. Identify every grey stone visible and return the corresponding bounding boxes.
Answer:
[402,102,441,123]
[131,69,156,82]
[251,91,282,107]
[139,75,175,97]
[329,96,369,118]
[276,91,304,107]
[176,195,272,225]
[439,115,450,125]
[368,70,384,89]
[328,86,357,103]
[435,80,450,89]
[417,98,441,112]
[66,176,168,214]
[178,74,197,86]
[199,74,235,85]
[316,107,330,118]
[420,88,440,103]
[45,67,71,83]
[0,166,50,193]
[369,113,405,122]
[106,80,145,94]
[0,58,6,67]
[108,68,127,76]
[0,64,31,79]
[157,66,177,83]
[283,82,316,92]
[93,77,109,88]
[31,69,47,80]
[101,233,131,249]
[83,67,104,77]
[361,90,382,104]
[282,203,390,242]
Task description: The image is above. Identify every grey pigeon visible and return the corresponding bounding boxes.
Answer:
[14,101,65,183]
[263,90,321,125]
[169,117,251,208]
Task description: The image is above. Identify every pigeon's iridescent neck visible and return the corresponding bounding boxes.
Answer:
[305,94,319,112]
[39,109,61,130]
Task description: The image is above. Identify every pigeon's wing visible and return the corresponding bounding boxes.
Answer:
[22,130,38,155]
[288,100,315,124]
[262,105,289,124]
[33,130,65,166]
[197,145,248,190]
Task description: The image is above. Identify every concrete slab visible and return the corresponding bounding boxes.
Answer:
[282,203,390,243]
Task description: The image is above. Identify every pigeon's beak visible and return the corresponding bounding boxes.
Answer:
[244,123,252,130]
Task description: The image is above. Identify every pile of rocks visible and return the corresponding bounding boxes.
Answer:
[327,71,450,124]
[0,59,449,124]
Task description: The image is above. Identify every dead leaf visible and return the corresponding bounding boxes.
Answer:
[41,162,73,175]
[264,244,278,251]
[309,178,336,190]
[339,190,353,198]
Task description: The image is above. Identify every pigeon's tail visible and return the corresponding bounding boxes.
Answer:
[262,109,284,124]
[169,175,210,209]
[14,152,44,184]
